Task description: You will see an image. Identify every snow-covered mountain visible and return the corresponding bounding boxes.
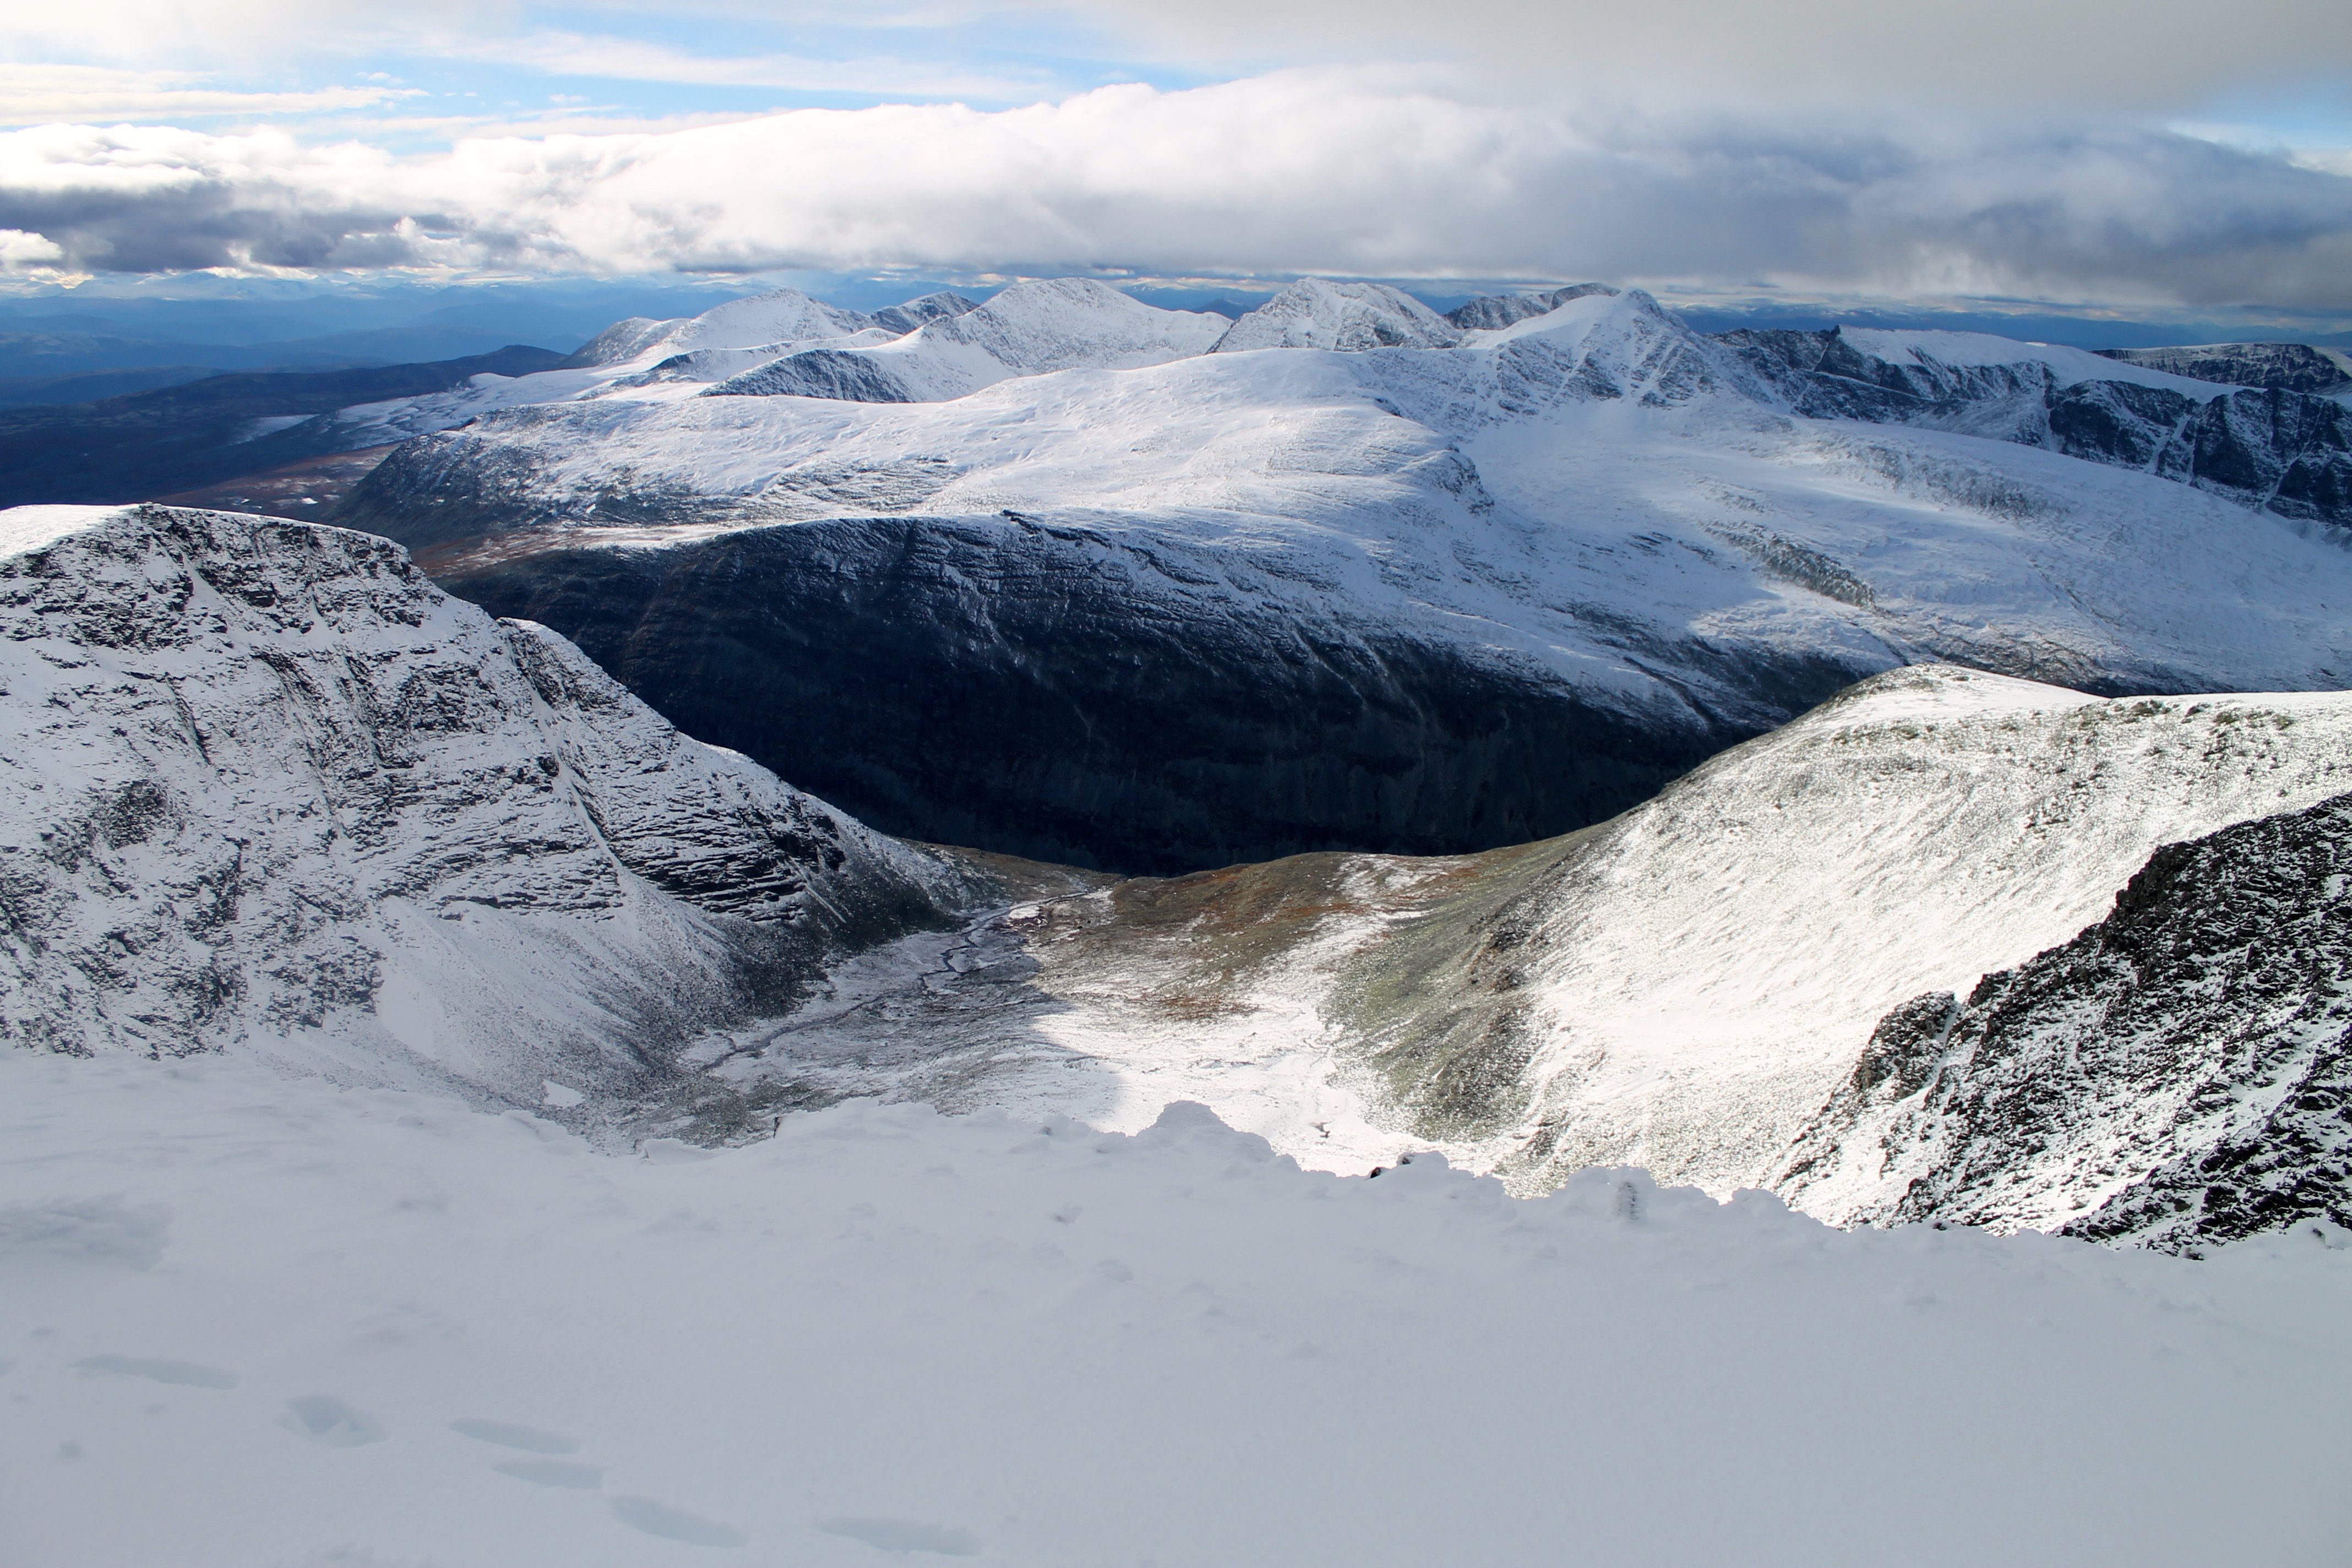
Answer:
[1210,279,1462,352]
[1446,282,1618,330]
[253,287,962,453]
[2096,341,2352,396]
[1723,324,2352,532]
[706,277,1228,401]
[339,287,2352,872]
[0,503,965,1119]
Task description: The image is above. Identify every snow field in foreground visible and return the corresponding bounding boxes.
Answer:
[4,1053,2348,1567]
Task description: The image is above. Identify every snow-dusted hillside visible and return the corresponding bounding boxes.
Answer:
[340,288,2352,869]
[1335,666,2352,1197]
[7,1050,2349,1568]
[0,503,963,1116]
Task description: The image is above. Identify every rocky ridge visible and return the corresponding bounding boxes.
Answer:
[0,503,965,1123]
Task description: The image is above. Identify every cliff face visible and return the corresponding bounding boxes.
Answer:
[0,504,962,1117]
[435,513,1784,874]
[1781,791,2352,1252]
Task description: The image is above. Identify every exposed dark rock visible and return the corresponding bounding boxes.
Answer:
[1780,792,2352,1252]
[705,348,918,402]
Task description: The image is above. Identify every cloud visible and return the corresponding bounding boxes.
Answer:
[7,0,2350,116]
[1078,0,2352,113]
[0,66,415,127]
[0,228,64,266]
[466,32,1059,101]
[4,70,2351,307]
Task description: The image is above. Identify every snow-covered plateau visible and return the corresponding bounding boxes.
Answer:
[334,285,2352,872]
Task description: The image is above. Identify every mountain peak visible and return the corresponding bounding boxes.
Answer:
[1213,279,1461,353]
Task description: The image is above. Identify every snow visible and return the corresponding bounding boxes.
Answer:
[1459,666,2352,1197]
[1836,328,2229,394]
[1210,278,1460,352]
[6,1047,2349,1567]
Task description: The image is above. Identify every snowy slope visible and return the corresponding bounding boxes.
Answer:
[1334,667,2352,1197]
[707,276,1229,401]
[6,1050,2349,1568]
[1211,278,1461,352]
[273,287,895,452]
[0,503,962,1115]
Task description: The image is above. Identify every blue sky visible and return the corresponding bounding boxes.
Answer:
[3,1,2351,328]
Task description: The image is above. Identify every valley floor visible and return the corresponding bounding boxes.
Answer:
[5,1049,2348,1568]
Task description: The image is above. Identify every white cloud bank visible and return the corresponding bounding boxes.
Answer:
[3,70,2350,307]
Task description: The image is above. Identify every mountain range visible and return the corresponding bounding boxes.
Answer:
[4,274,2350,1259]
[302,279,2352,875]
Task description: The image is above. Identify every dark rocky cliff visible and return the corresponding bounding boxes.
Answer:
[1780,791,2352,1252]
[432,513,1839,874]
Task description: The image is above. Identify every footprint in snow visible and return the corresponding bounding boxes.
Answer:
[494,1457,605,1489]
[280,1395,384,1446]
[611,1496,748,1548]
[75,1354,237,1389]
[819,1517,983,1556]
[450,1417,581,1453]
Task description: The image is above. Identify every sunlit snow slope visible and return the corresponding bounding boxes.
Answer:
[1337,666,2352,1197]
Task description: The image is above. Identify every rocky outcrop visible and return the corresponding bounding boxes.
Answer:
[0,503,963,1115]
[1445,284,1618,331]
[1778,791,2352,1253]
[2095,342,2352,395]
